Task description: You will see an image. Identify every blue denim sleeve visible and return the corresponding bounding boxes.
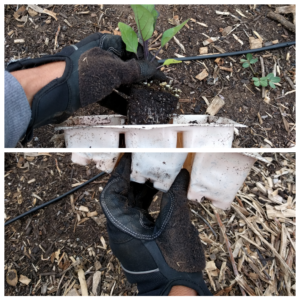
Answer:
[5,71,31,147]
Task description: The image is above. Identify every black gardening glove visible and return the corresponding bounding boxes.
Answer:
[5,33,165,143]
[100,154,212,296]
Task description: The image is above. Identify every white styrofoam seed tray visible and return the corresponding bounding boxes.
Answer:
[72,152,268,210]
[55,115,246,148]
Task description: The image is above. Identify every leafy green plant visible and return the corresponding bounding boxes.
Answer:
[240,53,281,89]
[253,73,281,89]
[240,53,258,75]
[118,5,189,66]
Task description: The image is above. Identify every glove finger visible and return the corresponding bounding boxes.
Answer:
[101,153,131,199]
[101,34,125,58]
[111,153,131,185]
[100,154,157,239]
[155,169,207,273]
[154,169,189,230]
[152,70,167,82]
[166,168,190,196]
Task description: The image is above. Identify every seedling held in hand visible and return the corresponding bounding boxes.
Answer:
[118,5,189,66]
[253,73,281,89]
[240,53,258,75]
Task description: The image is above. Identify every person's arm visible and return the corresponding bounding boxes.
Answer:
[11,61,66,107]
[5,62,65,148]
[169,286,197,296]
[5,71,31,148]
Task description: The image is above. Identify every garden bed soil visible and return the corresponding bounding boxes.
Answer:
[5,4,295,148]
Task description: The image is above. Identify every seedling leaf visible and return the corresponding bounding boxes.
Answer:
[260,79,268,87]
[254,81,261,87]
[242,62,250,68]
[267,73,274,80]
[252,77,259,82]
[163,59,182,66]
[240,59,247,62]
[118,22,138,54]
[161,19,189,48]
[270,76,281,83]
[250,58,258,64]
[131,5,155,42]
[246,53,252,60]
[141,5,159,29]
[269,82,276,89]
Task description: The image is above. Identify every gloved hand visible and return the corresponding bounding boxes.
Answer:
[78,47,166,108]
[100,154,212,296]
[6,33,165,143]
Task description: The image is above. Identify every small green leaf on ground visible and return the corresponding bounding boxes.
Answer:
[271,76,281,83]
[242,62,250,68]
[163,59,182,66]
[269,82,276,88]
[118,22,138,54]
[161,19,189,47]
[246,53,252,60]
[260,78,268,87]
[250,58,258,64]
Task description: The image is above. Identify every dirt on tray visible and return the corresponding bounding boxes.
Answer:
[4,152,296,296]
[127,86,178,124]
[5,4,295,148]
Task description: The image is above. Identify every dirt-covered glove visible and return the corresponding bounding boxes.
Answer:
[100,154,212,296]
[78,47,166,107]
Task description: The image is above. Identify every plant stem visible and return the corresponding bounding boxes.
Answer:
[249,64,256,75]
[143,40,149,60]
[151,46,162,62]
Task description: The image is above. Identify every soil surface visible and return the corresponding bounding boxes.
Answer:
[4,153,296,296]
[5,4,295,148]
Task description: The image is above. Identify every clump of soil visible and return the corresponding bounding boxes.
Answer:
[127,86,178,124]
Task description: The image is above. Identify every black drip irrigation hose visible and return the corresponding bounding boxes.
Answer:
[5,171,107,227]
[158,41,295,64]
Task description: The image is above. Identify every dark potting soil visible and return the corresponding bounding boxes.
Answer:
[127,86,178,124]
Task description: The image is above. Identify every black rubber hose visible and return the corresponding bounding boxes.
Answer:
[158,41,295,63]
[5,171,107,226]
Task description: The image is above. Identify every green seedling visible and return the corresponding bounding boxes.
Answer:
[240,53,258,75]
[253,73,281,89]
[118,5,189,66]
